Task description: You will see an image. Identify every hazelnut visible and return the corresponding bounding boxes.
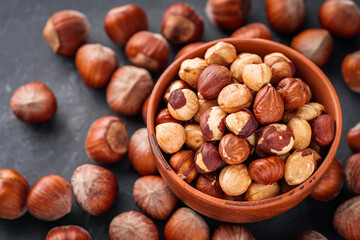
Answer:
[242,63,272,91]
[218,84,253,113]
[43,10,90,56]
[193,99,218,122]
[199,106,227,141]
[304,83,312,103]
[297,230,327,240]
[168,89,199,121]
[109,211,158,240]
[311,114,336,147]
[197,64,232,99]
[347,122,360,153]
[231,23,272,40]
[230,53,262,83]
[287,118,312,150]
[169,150,198,183]
[333,196,360,240]
[142,95,150,124]
[253,83,284,125]
[283,102,324,123]
[104,5,148,46]
[265,0,306,34]
[106,66,154,116]
[257,124,294,156]
[155,122,186,154]
[85,116,128,164]
[46,225,91,240]
[265,57,296,86]
[125,31,169,72]
[342,50,360,93]
[291,29,333,67]
[161,3,204,45]
[285,149,316,185]
[264,52,292,63]
[194,142,223,174]
[244,182,280,201]
[184,124,205,151]
[26,175,72,221]
[205,0,251,31]
[129,128,158,176]
[204,42,237,67]
[0,169,30,220]
[219,133,251,165]
[225,109,258,138]
[310,158,343,201]
[195,173,224,198]
[249,156,285,185]
[276,78,308,110]
[175,42,205,59]
[10,82,57,124]
[133,175,178,220]
[345,153,360,194]
[219,164,252,196]
[178,58,208,89]
[155,108,183,126]
[212,223,254,240]
[319,0,360,38]
[163,80,191,104]
[75,44,118,88]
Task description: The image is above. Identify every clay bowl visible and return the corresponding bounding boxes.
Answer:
[147,38,342,223]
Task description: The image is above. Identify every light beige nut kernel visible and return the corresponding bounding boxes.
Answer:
[219,164,252,196]
[184,124,205,151]
[244,182,280,201]
[242,63,272,91]
[155,122,185,154]
[230,53,262,83]
[218,84,253,113]
[283,102,324,123]
[204,41,237,66]
[179,57,208,88]
[168,89,199,121]
[285,149,316,185]
[225,109,258,138]
[193,99,218,122]
[287,118,312,150]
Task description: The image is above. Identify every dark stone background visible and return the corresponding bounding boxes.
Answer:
[0,0,359,239]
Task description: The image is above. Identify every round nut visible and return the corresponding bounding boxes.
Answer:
[218,84,253,113]
[285,149,316,185]
[219,164,252,196]
[194,142,223,174]
[333,196,360,240]
[193,99,218,123]
[244,182,280,201]
[283,102,324,123]
[242,63,272,91]
[347,122,360,153]
[297,230,327,240]
[178,58,208,89]
[195,173,224,198]
[163,80,191,104]
[264,52,292,63]
[184,124,205,151]
[276,78,308,110]
[46,225,91,240]
[345,153,360,195]
[200,106,227,141]
[231,23,272,40]
[204,42,237,67]
[169,150,198,183]
[212,223,255,240]
[342,50,360,93]
[219,133,251,165]
[168,89,199,121]
[155,108,183,126]
[155,122,185,154]
[225,109,258,138]
[230,53,262,83]
[311,114,336,147]
[264,56,296,86]
[248,156,285,185]
[287,118,312,150]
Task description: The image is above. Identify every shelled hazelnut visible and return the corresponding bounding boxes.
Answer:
[167,89,199,121]
[204,42,237,66]
[311,114,336,147]
[200,106,227,141]
[342,50,360,93]
[155,108,183,126]
[225,109,258,138]
[333,196,360,240]
[347,122,360,153]
[195,173,224,198]
[345,153,360,194]
[242,63,272,91]
[287,118,312,150]
[194,142,223,174]
[212,223,254,240]
[163,80,191,103]
[178,58,208,89]
[46,226,92,240]
[297,230,327,240]
[184,124,205,151]
[218,84,253,113]
[193,99,218,122]
[231,23,272,40]
[169,150,198,183]
[219,164,252,196]
[245,182,280,201]
[230,53,262,83]
[249,156,285,185]
[219,134,251,165]
[285,149,316,185]
[155,122,185,154]
[277,78,308,110]
[264,52,291,63]
[175,42,204,59]
[257,124,294,156]
[265,56,295,86]
[283,102,324,123]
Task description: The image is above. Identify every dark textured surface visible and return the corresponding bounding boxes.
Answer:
[0,0,359,239]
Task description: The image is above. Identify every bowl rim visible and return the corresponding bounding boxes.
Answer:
[147,38,342,213]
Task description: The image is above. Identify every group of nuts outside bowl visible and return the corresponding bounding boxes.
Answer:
[155,41,336,201]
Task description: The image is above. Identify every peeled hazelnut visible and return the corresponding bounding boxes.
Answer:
[218,84,253,113]
[178,58,208,89]
[219,164,252,196]
[264,52,292,63]
[245,182,280,201]
[242,63,272,91]
[347,122,360,153]
[163,80,191,104]
[10,82,57,124]
[310,158,343,201]
[107,66,153,116]
[342,50,360,93]
[46,225,92,240]
[230,53,262,83]
[287,118,312,150]
[212,223,254,240]
[27,175,72,221]
[319,0,360,38]
[169,150,198,183]
[205,0,251,31]
[249,156,285,185]
[164,207,209,240]
[155,108,183,126]
[219,133,251,165]
[155,122,186,154]
[184,124,205,151]
[333,196,360,240]
[225,109,258,138]
[197,64,232,99]
[204,42,237,66]
[265,0,306,34]
[195,173,224,198]
[253,83,284,125]
[43,10,90,56]
[133,175,178,220]
[85,116,128,164]
[311,114,336,147]
[193,99,218,122]
[258,124,294,156]
[231,23,272,40]
[200,106,227,141]
[297,230,327,240]
[104,5,148,46]
[75,44,117,88]
[161,3,204,45]
[291,29,333,67]
[276,78,308,110]
[285,149,316,185]
[283,102,324,123]
[265,57,296,86]
[345,153,360,194]
[109,211,159,240]
[168,89,199,121]
[0,169,30,220]
[125,31,169,72]
[175,42,205,59]
[142,95,150,124]
[194,142,223,174]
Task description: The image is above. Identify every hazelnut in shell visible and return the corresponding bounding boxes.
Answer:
[342,50,360,93]
[347,122,360,153]
[212,223,255,240]
[345,153,360,194]
[333,196,360,240]
[297,230,327,240]
[231,23,272,40]
[46,225,92,240]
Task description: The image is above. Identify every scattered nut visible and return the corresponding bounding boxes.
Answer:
[225,109,258,138]
[347,122,360,153]
[231,23,272,40]
[163,80,191,104]
[285,149,316,185]
[297,230,327,240]
[345,153,360,194]
[155,122,185,154]
[219,133,251,165]
[242,63,272,91]
[249,156,285,185]
[218,83,253,113]
[46,225,92,240]
[333,196,360,240]
[175,42,205,59]
[193,99,218,122]
[277,78,308,110]
[178,58,208,89]
[230,53,263,83]
[195,173,224,198]
[219,164,252,196]
[212,223,255,240]
[258,124,294,156]
[342,50,360,93]
[194,142,223,174]
[169,150,198,183]
[244,182,280,201]
[283,102,324,123]
[168,89,199,121]
[155,108,183,126]
[204,42,237,66]
[200,106,227,141]
[184,124,205,151]
[311,114,336,147]
[287,118,312,150]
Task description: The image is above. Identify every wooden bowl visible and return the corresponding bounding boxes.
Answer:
[147,38,342,223]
